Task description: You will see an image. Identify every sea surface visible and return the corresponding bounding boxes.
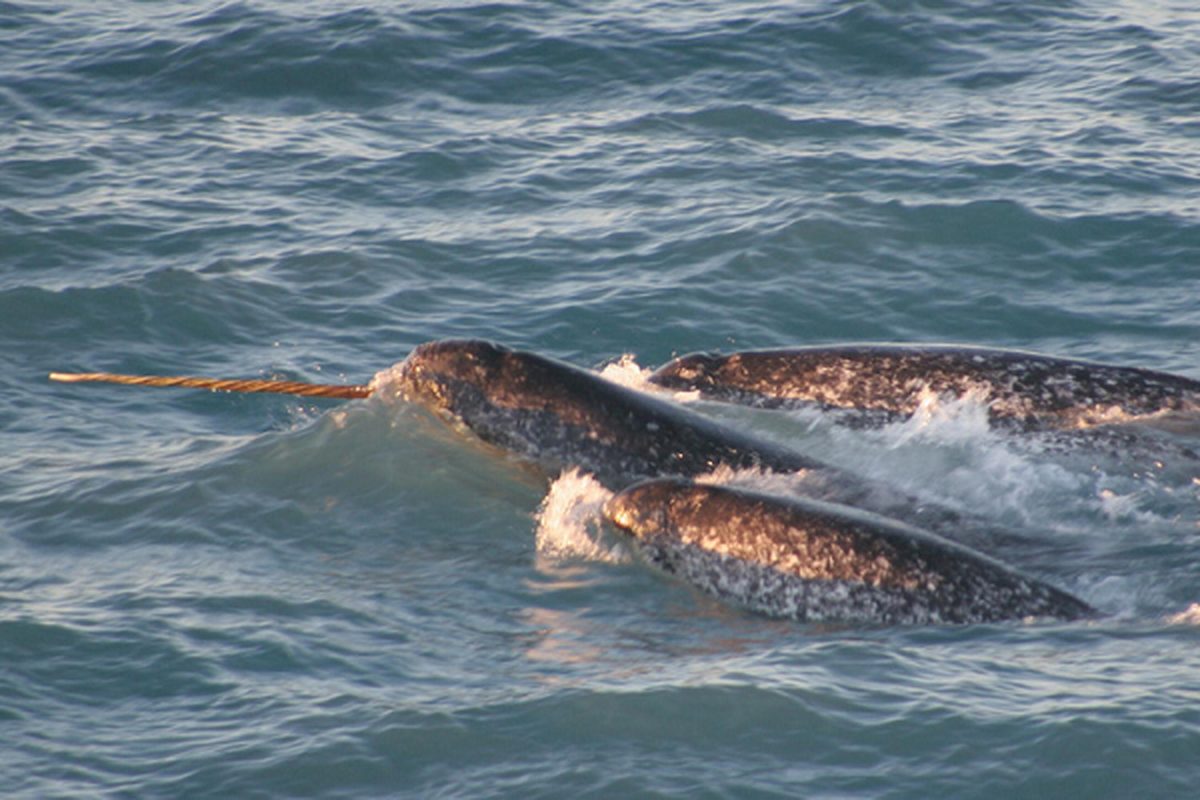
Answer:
[3,1,1200,797]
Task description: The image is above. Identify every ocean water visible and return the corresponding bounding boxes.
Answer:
[3,1,1200,797]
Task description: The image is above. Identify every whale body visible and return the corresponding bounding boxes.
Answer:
[650,345,1200,430]
[604,478,1096,625]
[384,339,824,489]
[382,340,975,537]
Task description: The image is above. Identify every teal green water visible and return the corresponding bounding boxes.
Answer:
[3,2,1199,797]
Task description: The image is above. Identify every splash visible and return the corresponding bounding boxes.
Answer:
[886,386,995,448]
[811,388,1089,527]
[534,468,628,563]
[1096,488,1155,524]
[367,359,408,401]
[598,353,702,403]
[595,353,649,388]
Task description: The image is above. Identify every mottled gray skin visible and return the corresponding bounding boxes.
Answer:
[650,344,1200,430]
[389,340,825,491]
[605,479,1096,625]
[387,340,963,535]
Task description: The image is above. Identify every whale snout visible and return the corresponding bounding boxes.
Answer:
[602,494,635,532]
[394,339,512,410]
[602,490,645,534]
[603,478,692,538]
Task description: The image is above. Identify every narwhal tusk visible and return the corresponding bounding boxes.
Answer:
[48,371,373,400]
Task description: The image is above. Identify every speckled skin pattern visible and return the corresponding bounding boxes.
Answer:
[650,345,1200,430]
[387,339,825,490]
[605,479,1096,625]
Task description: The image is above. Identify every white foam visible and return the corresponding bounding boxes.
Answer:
[799,392,1087,528]
[534,469,628,564]
[367,360,408,401]
[886,387,995,448]
[595,353,651,389]
[1096,488,1156,524]
[596,354,703,403]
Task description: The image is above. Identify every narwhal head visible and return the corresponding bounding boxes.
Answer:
[386,339,629,473]
[603,477,702,541]
[386,340,812,491]
[391,339,513,416]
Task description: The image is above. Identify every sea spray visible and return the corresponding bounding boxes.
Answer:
[534,469,627,564]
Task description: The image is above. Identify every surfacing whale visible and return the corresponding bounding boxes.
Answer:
[382,339,823,489]
[604,478,1096,625]
[650,344,1200,430]
[381,340,976,537]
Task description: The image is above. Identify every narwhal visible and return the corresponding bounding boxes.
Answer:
[650,344,1200,430]
[604,478,1095,624]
